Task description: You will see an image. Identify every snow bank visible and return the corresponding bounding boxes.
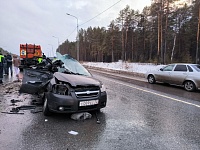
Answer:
[83,62,165,74]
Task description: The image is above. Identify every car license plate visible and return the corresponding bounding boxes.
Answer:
[79,100,99,106]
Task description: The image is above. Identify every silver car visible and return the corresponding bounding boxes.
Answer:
[145,64,200,92]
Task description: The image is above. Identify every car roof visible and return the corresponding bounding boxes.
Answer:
[168,63,199,65]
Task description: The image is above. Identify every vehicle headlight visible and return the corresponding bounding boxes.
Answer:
[52,84,69,95]
[100,84,106,92]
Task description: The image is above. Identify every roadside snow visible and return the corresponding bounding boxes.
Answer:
[83,61,165,74]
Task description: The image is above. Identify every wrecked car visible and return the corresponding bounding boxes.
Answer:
[20,52,107,116]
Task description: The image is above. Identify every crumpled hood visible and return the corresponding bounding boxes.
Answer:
[54,72,101,87]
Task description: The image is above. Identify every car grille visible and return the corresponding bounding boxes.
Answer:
[74,86,100,98]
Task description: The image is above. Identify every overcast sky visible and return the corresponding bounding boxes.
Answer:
[0,0,151,56]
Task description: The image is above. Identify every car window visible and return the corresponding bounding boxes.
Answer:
[187,65,193,72]
[163,65,175,71]
[191,64,200,72]
[174,65,187,72]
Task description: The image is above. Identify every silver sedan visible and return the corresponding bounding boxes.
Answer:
[145,64,200,92]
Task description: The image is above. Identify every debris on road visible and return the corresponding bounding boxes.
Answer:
[68,130,78,135]
[70,112,92,121]
[0,81,43,115]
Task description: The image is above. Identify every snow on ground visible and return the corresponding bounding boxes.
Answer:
[83,61,165,74]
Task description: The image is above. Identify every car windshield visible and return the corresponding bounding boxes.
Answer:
[191,64,200,72]
[56,52,91,76]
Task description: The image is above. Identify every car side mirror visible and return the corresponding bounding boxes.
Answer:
[160,68,163,71]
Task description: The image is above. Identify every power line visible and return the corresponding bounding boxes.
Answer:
[66,27,77,39]
[79,0,122,27]
[66,0,122,39]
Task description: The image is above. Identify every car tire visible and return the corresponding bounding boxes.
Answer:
[43,97,52,116]
[184,81,196,92]
[148,75,156,84]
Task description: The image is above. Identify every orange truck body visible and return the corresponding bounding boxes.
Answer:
[19,44,43,69]
[20,44,42,59]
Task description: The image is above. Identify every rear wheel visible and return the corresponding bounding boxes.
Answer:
[147,75,156,84]
[43,97,52,116]
[184,81,196,92]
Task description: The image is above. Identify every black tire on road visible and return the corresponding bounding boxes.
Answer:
[148,75,156,84]
[43,97,52,116]
[184,81,196,92]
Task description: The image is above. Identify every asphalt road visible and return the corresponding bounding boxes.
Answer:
[0,70,200,150]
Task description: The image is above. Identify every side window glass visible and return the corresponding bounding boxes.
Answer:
[163,65,174,71]
[174,65,187,72]
[187,65,193,72]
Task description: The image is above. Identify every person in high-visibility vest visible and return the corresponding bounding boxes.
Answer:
[0,52,5,84]
[38,57,43,63]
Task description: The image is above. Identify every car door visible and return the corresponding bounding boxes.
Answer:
[19,68,53,94]
[168,64,188,85]
[156,64,175,83]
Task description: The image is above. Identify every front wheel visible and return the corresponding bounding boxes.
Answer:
[147,75,156,84]
[184,81,196,92]
[43,97,52,116]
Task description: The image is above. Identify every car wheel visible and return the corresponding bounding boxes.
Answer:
[184,81,196,92]
[43,97,52,116]
[148,75,156,84]
[37,92,45,105]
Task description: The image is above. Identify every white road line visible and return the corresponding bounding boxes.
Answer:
[102,77,200,108]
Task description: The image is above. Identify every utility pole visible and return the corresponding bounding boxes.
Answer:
[157,6,161,64]
[66,13,79,61]
[196,4,200,64]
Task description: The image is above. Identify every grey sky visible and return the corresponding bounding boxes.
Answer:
[0,0,151,56]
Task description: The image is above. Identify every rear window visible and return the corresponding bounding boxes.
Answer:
[191,65,200,72]
[174,65,187,72]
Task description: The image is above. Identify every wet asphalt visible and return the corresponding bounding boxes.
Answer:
[0,70,200,150]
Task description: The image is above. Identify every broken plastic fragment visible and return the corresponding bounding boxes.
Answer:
[68,130,78,135]
[70,112,92,121]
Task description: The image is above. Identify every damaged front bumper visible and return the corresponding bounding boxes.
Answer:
[46,91,107,113]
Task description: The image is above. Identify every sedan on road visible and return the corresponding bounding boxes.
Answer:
[145,63,200,92]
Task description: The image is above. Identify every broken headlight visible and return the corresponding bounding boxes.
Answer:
[52,84,69,95]
[100,84,106,92]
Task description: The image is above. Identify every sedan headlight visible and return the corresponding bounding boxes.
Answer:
[100,84,106,92]
[52,84,69,95]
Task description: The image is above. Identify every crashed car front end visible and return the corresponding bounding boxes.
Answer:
[45,72,107,113]
[20,52,107,116]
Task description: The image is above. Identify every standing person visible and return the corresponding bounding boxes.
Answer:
[3,55,8,75]
[6,53,13,76]
[0,52,4,84]
[13,55,20,80]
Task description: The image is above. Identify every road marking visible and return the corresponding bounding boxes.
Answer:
[102,77,200,108]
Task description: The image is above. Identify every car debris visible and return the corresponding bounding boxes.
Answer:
[1,112,24,114]
[95,111,100,124]
[10,99,22,104]
[68,130,78,135]
[1,105,37,115]
[70,112,92,121]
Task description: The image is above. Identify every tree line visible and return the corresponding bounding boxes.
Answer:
[58,0,200,64]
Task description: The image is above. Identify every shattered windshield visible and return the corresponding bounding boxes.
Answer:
[56,52,91,76]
